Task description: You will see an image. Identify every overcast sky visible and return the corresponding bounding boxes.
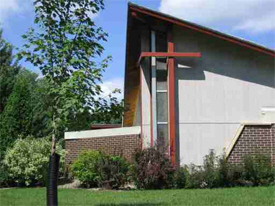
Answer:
[1,0,274,99]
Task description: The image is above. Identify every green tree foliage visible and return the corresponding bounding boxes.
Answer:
[64,90,124,132]
[66,90,124,131]
[18,0,111,153]
[0,70,124,160]
[90,89,124,125]
[0,70,38,159]
[30,77,53,137]
[0,29,21,114]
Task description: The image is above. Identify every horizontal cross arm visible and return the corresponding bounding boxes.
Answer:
[138,52,201,66]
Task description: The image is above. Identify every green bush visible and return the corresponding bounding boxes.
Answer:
[185,151,243,189]
[228,164,245,186]
[3,137,66,186]
[187,152,245,189]
[216,154,229,187]
[216,154,248,187]
[97,155,129,189]
[173,166,188,189]
[185,164,205,188]
[242,154,275,186]
[71,149,275,190]
[70,150,129,189]
[70,150,102,188]
[131,147,175,189]
[185,150,220,189]
[183,151,275,189]
[202,150,219,188]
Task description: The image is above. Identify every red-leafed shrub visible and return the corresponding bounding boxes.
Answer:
[131,147,175,189]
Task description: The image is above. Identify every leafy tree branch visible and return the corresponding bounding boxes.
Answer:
[18,0,111,154]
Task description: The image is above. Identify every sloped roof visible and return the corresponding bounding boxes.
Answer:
[128,2,275,57]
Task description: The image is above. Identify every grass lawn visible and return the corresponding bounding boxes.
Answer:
[0,186,274,206]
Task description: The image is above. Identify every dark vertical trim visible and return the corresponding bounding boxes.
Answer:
[168,28,176,165]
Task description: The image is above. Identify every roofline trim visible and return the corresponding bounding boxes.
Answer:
[129,4,275,57]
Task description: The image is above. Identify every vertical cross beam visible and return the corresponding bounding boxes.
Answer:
[168,28,176,165]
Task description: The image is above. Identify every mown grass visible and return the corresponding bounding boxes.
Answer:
[0,186,274,206]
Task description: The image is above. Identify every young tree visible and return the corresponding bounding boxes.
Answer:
[0,29,21,114]
[18,0,110,155]
[18,0,110,204]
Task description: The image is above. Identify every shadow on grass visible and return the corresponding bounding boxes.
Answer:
[96,203,163,206]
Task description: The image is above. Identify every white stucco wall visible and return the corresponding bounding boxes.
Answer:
[140,28,152,147]
[173,26,275,164]
[141,60,151,147]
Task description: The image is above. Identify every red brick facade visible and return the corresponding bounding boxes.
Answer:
[65,124,275,166]
[228,124,275,165]
[65,134,141,165]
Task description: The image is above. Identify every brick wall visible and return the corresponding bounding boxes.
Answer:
[65,134,141,165]
[272,124,275,165]
[228,124,275,165]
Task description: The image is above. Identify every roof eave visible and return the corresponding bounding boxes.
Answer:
[128,2,275,57]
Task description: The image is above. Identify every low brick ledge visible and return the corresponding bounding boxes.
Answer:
[65,126,141,140]
[65,126,141,164]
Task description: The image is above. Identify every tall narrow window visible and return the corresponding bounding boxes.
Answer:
[156,58,168,147]
[151,30,168,147]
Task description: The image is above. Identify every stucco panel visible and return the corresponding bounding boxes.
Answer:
[174,25,275,164]
[140,27,152,147]
[179,124,240,164]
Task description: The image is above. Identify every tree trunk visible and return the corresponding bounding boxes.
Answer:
[47,117,59,206]
[51,121,56,155]
[47,153,60,206]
